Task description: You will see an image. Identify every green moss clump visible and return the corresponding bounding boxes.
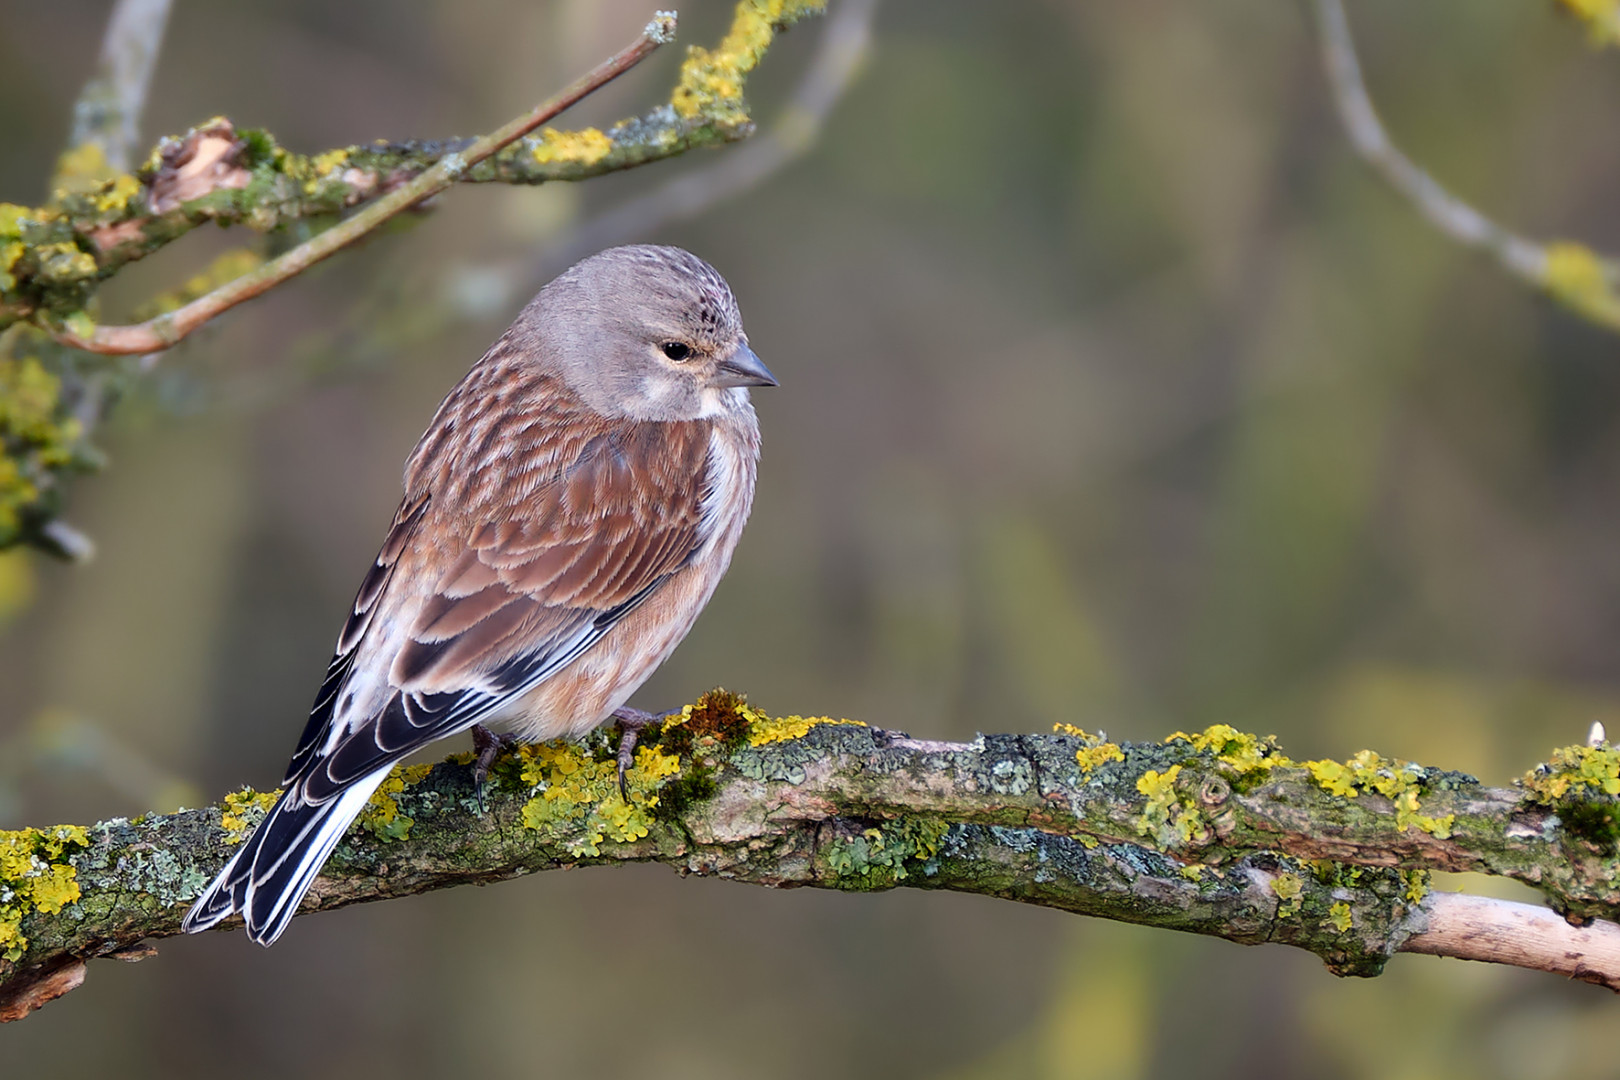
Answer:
[650,761,719,823]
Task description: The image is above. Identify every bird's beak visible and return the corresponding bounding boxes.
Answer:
[713,344,779,388]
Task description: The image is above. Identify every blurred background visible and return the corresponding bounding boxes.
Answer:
[4,0,1620,1074]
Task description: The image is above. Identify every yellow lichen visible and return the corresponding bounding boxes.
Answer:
[1135,765,1207,847]
[219,787,280,841]
[1543,241,1620,329]
[33,241,97,284]
[517,740,681,856]
[747,713,866,746]
[1328,901,1353,932]
[0,349,86,544]
[1167,724,1290,773]
[51,142,113,196]
[1557,0,1620,47]
[360,762,435,841]
[1057,724,1126,772]
[1075,742,1125,771]
[1304,750,1454,837]
[1272,870,1303,917]
[91,173,143,214]
[672,0,827,120]
[530,127,614,167]
[1403,869,1431,905]
[311,148,350,177]
[1522,743,1620,801]
[0,823,90,961]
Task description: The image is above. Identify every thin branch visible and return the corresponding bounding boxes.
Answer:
[1406,892,1620,987]
[536,0,877,280]
[48,15,677,356]
[1312,0,1620,330]
[6,705,1620,1021]
[64,0,174,177]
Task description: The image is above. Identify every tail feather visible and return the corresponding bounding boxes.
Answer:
[182,768,392,945]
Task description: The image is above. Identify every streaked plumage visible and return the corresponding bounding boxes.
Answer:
[183,245,774,945]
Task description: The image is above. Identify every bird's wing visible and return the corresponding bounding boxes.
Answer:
[288,415,714,802]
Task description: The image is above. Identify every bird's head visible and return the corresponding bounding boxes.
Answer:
[526,244,777,421]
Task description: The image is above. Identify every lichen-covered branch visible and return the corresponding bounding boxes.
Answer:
[0,1,825,551]
[0,1,823,339]
[50,17,675,356]
[1313,0,1620,331]
[7,692,1620,1022]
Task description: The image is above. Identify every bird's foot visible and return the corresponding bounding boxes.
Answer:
[611,707,680,801]
[471,723,520,811]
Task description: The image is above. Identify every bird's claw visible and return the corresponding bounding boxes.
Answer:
[612,707,675,801]
[471,723,519,812]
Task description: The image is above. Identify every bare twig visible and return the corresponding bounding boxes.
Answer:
[1312,0,1620,330]
[49,14,677,356]
[61,0,174,179]
[1405,893,1620,988]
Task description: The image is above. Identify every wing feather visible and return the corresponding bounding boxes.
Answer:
[285,375,714,803]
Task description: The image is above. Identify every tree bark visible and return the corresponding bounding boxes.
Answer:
[5,701,1619,1021]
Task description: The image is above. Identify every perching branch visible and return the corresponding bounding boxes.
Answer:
[6,695,1620,1022]
[1312,0,1620,331]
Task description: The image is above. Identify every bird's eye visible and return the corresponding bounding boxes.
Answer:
[661,341,693,362]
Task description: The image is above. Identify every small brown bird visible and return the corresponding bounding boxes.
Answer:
[183,245,775,944]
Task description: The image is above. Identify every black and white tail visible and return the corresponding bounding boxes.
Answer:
[182,766,393,946]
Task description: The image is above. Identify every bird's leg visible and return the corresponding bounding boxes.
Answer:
[611,707,680,800]
[471,723,520,811]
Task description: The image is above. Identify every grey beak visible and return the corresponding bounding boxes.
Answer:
[713,344,779,388]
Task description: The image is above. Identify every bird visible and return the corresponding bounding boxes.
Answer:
[182,244,776,945]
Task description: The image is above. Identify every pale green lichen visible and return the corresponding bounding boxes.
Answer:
[0,823,90,961]
[1328,901,1353,932]
[825,818,949,888]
